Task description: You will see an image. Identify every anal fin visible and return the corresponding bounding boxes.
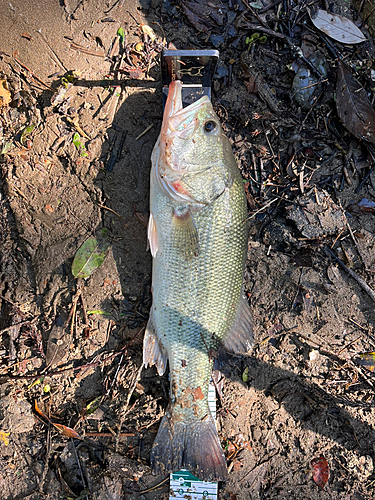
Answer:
[143,307,167,376]
[172,205,199,258]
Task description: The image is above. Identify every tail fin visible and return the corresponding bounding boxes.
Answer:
[151,411,228,482]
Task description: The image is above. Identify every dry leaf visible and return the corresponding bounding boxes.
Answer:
[347,198,375,214]
[245,77,257,93]
[181,0,226,32]
[309,9,366,44]
[0,79,11,107]
[44,204,54,213]
[311,455,329,488]
[336,61,375,144]
[46,314,71,367]
[34,400,48,420]
[53,423,81,439]
[35,401,81,439]
[0,431,10,446]
[141,24,156,41]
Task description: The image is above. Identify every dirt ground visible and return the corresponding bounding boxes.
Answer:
[1,0,375,499]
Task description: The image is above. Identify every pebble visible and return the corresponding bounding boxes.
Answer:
[210,34,224,48]
[215,65,229,78]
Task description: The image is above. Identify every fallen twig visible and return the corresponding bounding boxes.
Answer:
[355,164,375,193]
[325,246,375,303]
[247,197,279,219]
[135,476,169,494]
[66,116,91,140]
[85,431,135,437]
[346,218,367,270]
[115,363,144,451]
[135,123,154,141]
[97,203,123,219]
[12,54,55,92]
[0,319,37,336]
[107,129,127,172]
[70,42,105,58]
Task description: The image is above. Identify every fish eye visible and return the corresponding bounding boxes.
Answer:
[204,120,217,134]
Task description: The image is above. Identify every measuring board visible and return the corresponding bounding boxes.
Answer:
[169,382,218,500]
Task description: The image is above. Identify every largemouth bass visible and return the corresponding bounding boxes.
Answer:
[144,80,253,481]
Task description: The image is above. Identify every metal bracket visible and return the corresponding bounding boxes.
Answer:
[161,49,219,109]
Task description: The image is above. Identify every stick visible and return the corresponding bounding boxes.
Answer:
[247,197,279,219]
[12,54,55,92]
[135,123,154,141]
[325,246,375,302]
[97,203,123,219]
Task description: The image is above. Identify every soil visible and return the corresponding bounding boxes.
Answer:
[1,1,375,499]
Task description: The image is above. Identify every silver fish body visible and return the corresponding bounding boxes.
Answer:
[144,81,253,481]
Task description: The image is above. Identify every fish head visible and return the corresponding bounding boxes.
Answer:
[156,80,234,205]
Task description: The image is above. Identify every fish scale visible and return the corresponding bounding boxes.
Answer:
[144,81,253,481]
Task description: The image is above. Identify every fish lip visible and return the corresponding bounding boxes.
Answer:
[163,81,183,121]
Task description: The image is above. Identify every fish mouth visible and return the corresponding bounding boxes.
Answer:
[162,81,210,139]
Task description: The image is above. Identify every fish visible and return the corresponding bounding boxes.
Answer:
[143,80,253,482]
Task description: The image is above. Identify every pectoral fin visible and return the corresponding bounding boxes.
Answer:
[147,212,158,258]
[219,297,253,357]
[172,206,199,258]
[143,307,167,376]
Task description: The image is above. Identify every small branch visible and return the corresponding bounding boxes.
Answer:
[325,247,375,303]
[12,54,55,92]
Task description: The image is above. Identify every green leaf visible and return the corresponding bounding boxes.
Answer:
[72,228,110,279]
[72,132,88,157]
[27,377,44,389]
[86,396,102,415]
[87,309,111,316]
[117,26,125,43]
[1,141,13,155]
[73,132,81,148]
[20,124,36,145]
